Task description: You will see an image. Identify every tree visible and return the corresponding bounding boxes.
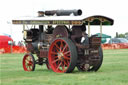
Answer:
[118,34,125,38]
[116,32,118,38]
[125,32,128,40]
[115,32,128,38]
[125,32,128,35]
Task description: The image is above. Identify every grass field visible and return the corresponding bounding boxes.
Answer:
[0,49,128,85]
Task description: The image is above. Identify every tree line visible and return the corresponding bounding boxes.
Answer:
[116,32,128,39]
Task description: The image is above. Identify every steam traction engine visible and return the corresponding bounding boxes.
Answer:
[12,9,114,73]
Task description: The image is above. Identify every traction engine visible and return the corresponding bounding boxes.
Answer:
[12,9,114,73]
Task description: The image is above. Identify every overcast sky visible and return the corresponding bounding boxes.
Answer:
[0,0,128,41]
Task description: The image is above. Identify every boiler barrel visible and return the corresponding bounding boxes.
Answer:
[45,9,82,16]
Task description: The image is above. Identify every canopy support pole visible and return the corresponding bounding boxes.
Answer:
[88,22,90,37]
[23,24,25,31]
[100,22,102,37]
[68,25,70,29]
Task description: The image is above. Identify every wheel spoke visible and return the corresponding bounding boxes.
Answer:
[54,43,60,51]
[56,61,62,71]
[52,58,60,64]
[64,60,68,66]
[29,56,33,61]
[60,41,63,51]
[51,51,58,55]
[62,44,68,52]
[64,51,70,55]
[27,65,29,69]
[26,58,30,62]
[26,62,29,66]
[62,63,65,72]
[29,66,32,70]
[26,64,29,67]
[25,60,29,63]
[67,60,70,65]
[63,55,70,60]
[65,53,70,57]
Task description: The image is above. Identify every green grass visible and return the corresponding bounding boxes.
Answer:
[0,49,128,85]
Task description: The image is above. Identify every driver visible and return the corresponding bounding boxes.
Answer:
[71,24,87,44]
[46,25,54,34]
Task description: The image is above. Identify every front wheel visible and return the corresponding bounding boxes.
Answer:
[48,38,77,73]
[23,53,35,71]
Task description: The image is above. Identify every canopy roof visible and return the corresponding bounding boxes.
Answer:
[95,33,111,38]
[12,15,114,26]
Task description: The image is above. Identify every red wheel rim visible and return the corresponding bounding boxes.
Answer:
[49,39,71,73]
[46,63,51,70]
[23,54,34,71]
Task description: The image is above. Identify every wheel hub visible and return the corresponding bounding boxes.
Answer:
[27,61,32,66]
[58,52,64,60]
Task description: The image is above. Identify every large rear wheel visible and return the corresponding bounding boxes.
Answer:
[48,38,77,73]
[88,46,103,71]
[77,46,103,72]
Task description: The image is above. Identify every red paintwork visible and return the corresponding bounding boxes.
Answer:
[117,43,128,49]
[23,54,34,71]
[0,46,27,54]
[102,43,128,49]
[48,39,71,73]
[0,35,13,48]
